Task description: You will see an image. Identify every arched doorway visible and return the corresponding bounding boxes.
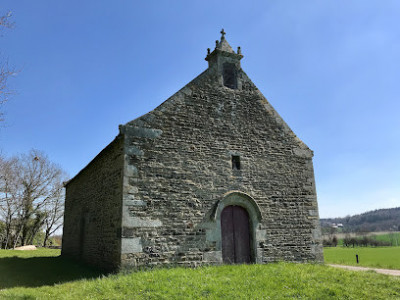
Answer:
[221,205,251,264]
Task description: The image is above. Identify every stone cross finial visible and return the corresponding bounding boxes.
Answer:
[220,28,226,39]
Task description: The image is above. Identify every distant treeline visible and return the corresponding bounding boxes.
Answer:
[323,235,392,247]
[320,207,400,233]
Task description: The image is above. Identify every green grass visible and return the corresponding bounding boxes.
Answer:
[0,248,60,259]
[0,249,399,299]
[324,246,400,269]
[0,248,102,289]
[373,232,400,246]
[333,232,400,246]
[1,262,400,299]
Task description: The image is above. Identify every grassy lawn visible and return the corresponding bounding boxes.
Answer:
[1,262,399,299]
[0,248,101,289]
[324,246,400,269]
[0,249,399,299]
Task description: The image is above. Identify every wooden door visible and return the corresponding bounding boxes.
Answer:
[221,205,251,264]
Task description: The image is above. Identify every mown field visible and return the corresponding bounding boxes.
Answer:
[373,232,400,246]
[324,246,400,269]
[0,249,400,299]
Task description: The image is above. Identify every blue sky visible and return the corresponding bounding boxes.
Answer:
[1,1,399,218]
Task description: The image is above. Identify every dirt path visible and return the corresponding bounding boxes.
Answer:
[328,264,400,276]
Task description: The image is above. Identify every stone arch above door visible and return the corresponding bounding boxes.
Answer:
[210,190,262,222]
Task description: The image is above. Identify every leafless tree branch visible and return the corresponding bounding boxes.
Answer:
[0,11,16,123]
[0,150,68,248]
[0,11,14,31]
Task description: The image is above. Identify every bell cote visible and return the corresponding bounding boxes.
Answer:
[205,29,244,90]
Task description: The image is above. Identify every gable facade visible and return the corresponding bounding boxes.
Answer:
[62,31,323,271]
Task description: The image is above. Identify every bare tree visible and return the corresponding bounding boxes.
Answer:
[0,155,22,248]
[1,150,68,248]
[42,183,65,247]
[0,11,15,123]
[0,11,13,30]
[13,149,67,246]
[0,60,14,121]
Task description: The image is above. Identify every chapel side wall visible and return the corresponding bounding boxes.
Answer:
[119,68,323,268]
[61,136,124,271]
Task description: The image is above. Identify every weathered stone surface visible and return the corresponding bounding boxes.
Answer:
[124,200,146,206]
[203,251,223,263]
[122,216,162,228]
[62,31,323,272]
[121,237,142,254]
[61,136,124,271]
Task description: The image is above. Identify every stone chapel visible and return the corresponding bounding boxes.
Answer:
[62,30,324,271]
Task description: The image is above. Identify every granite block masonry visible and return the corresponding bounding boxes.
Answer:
[62,30,324,272]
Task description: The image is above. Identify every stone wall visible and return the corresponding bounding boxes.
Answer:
[119,64,323,268]
[63,34,323,271]
[62,136,124,271]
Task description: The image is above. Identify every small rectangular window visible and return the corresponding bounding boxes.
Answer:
[232,155,240,170]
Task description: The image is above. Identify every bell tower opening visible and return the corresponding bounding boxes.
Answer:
[223,63,237,89]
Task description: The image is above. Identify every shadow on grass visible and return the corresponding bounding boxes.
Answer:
[0,256,103,289]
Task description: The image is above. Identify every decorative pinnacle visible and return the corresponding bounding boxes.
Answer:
[205,29,243,61]
[220,28,226,40]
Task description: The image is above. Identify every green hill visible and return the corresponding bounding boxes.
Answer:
[321,207,400,233]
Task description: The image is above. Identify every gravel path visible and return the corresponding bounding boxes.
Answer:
[328,264,400,276]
